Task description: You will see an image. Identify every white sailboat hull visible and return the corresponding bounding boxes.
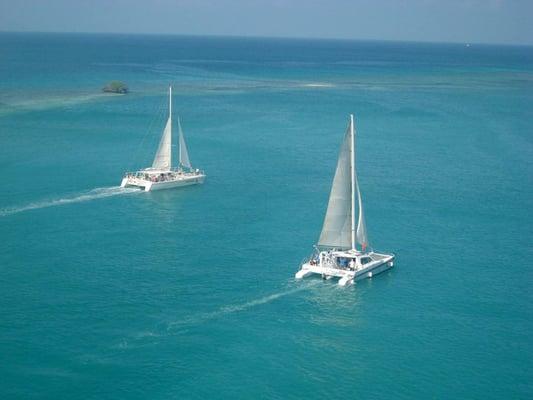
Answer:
[120,87,206,193]
[121,173,205,192]
[295,253,394,286]
[297,115,395,287]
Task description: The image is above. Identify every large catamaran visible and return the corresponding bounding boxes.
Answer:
[295,115,394,286]
[121,87,205,192]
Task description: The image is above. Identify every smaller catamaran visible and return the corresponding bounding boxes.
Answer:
[295,115,394,286]
[121,86,205,192]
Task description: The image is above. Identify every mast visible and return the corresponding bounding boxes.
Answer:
[350,114,356,251]
[169,85,172,168]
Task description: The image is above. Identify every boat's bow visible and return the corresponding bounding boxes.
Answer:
[296,114,394,285]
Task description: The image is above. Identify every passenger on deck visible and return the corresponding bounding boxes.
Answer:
[338,257,349,268]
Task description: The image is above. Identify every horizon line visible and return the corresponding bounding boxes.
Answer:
[1,30,532,48]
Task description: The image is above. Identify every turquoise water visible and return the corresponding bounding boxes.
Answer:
[1,33,532,399]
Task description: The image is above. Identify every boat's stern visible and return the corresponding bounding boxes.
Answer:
[295,263,313,279]
[120,175,152,191]
[295,260,355,285]
[296,249,395,286]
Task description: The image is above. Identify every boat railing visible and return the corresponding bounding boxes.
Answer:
[170,167,205,175]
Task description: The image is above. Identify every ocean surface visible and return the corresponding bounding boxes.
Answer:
[0,33,532,399]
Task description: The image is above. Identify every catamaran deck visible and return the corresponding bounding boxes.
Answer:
[295,114,395,286]
[296,251,394,286]
[121,169,205,191]
[120,86,205,192]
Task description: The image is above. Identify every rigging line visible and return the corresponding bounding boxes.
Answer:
[136,94,167,169]
[129,93,168,171]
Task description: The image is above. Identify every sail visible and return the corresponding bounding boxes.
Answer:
[355,173,369,250]
[178,117,191,169]
[152,117,172,170]
[317,126,352,249]
[353,117,369,250]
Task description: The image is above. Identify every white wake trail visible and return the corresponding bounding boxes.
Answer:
[167,281,319,330]
[0,186,139,217]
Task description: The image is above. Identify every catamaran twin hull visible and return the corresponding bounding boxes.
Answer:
[121,173,205,192]
[296,253,394,286]
[121,86,205,193]
[295,114,395,286]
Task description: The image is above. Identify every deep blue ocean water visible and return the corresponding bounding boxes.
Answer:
[0,33,532,399]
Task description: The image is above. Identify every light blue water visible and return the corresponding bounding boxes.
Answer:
[0,33,532,399]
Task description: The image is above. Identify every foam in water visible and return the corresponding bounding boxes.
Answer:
[111,281,321,351]
[0,186,139,217]
[0,93,115,117]
[300,82,335,88]
[167,281,319,331]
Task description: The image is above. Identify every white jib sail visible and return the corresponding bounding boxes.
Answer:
[178,117,191,169]
[354,164,369,249]
[353,117,369,250]
[318,124,353,249]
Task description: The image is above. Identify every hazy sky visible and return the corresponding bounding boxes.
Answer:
[0,0,531,45]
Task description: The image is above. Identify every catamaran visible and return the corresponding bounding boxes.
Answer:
[121,87,205,192]
[295,115,394,286]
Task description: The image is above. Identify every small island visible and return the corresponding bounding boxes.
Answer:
[102,81,129,94]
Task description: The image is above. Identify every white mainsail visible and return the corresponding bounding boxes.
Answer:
[178,117,191,169]
[318,125,352,249]
[152,118,172,169]
[317,115,369,251]
[152,87,172,170]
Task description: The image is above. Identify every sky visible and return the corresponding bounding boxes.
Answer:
[0,0,531,45]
